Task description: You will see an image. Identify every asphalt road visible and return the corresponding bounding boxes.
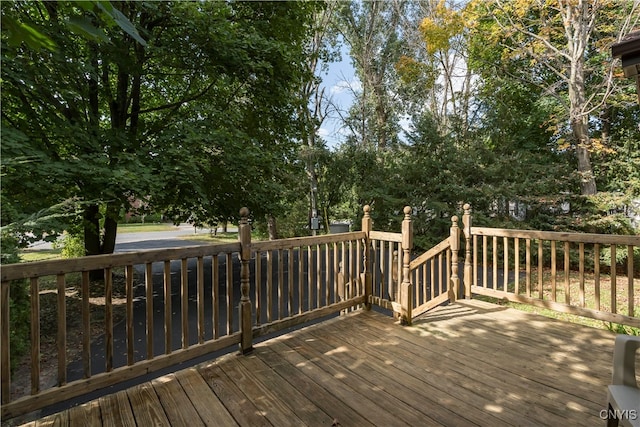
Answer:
[28,224,220,252]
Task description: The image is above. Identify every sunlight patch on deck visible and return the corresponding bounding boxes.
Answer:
[484,404,504,413]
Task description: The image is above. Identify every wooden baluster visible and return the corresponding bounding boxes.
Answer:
[164,261,172,354]
[126,265,134,365]
[450,215,460,301]
[611,244,617,314]
[181,258,189,349]
[197,256,205,344]
[373,240,382,301]
[31,277,40,393]
[594,244,600,311]
[400,206,413,325]
[422,263,428,305]
[301,246,306,313]
[538,240,544,300]
[317,244,322,309]
[1,280,10,403]
[514,238,520,295]
[145,263,153,360]
[492,236,498,290]
[482,235,488,288]
[356,239,362,302]
[290,248,295,317]
[57,273,68,383]
[81,272,90,377]
[279,248,284,319]
[226,252,233,333]
[438,253,444,296]
[104,269,112,373]
[337,261,345,302]
[308,245,313,310]
[213,255,220,339]
[564,242,570,305]
[526,239,531,297]
[503,237,509,292]
[349,240,355,303]
[579,243,585,307]
[473,235,478,288]
[332,242,338,305]
[238,207,253,354]
[628,245,634,318]
[255,251,261,326]
[391,250,398,302]
[462,203,472,299]
[324,244,330,308]
[446,249,451,297]
[430,258,435,301]
[551,241,557,302]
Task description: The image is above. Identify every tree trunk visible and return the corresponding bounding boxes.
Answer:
[83,204,101,257]
[569,75,597,195]
[567,5,597,196]
[101,202,119,254]
[267,215,278,240]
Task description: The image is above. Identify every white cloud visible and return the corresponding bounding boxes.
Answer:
[330,78,362,96]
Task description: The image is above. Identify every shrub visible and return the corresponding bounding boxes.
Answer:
[0,229,30,373]
[53,233,85,258]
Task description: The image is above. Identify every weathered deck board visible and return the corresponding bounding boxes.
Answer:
[14,299,617,427]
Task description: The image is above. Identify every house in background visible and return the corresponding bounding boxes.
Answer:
[612,30,640,103]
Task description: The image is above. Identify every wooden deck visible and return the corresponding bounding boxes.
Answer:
[16,299,618,426]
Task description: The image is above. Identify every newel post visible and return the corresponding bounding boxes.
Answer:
[238,207,253,354]
[449,215,460,302]
[361,205,373,310]
[462,203,472,299]
[400,206,413,325]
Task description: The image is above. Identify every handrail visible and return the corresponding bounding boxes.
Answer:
[471,227,639,246]
[1,225,371,420]
[252,231,365,251]
[1,240,243,419]
[1,242,242,281]
[369,230,402,243]
[409,238,450,270]
[408,238,452,319]
[468,225,639,327]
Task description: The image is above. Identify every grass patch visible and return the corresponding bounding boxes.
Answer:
[118,223,177,233]
[475,266,640,335]
[177,231,252,244]
[20,249,63,262]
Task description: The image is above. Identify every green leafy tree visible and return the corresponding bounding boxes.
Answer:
[2,1,319,254]
[467,0,640,195]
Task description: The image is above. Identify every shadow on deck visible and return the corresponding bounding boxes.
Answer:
[17,299,616,426]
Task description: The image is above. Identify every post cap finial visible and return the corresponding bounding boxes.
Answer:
[451,215,459,225]
[403,206,412,216]
[239,207,250,218]
[463,203,471,212]
[363,205,371,214]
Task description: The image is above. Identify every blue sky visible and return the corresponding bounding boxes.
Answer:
[316,46,359,150]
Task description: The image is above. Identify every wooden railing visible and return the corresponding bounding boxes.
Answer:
[1,242,244,419]
[0,208,371,419]
[409,237,452,318]
[461,204,640,328]
[3,202,637,420]
[250,232,367,338]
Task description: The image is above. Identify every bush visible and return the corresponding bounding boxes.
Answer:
[53,233,85,258]
[600,245,640,277]
[0,229,30,373]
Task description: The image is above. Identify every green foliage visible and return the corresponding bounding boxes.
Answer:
[600,245,640,275]
[0,230,30,373]
[0,229,22,265]
[52,233,85,258]
[2,1,319,254]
